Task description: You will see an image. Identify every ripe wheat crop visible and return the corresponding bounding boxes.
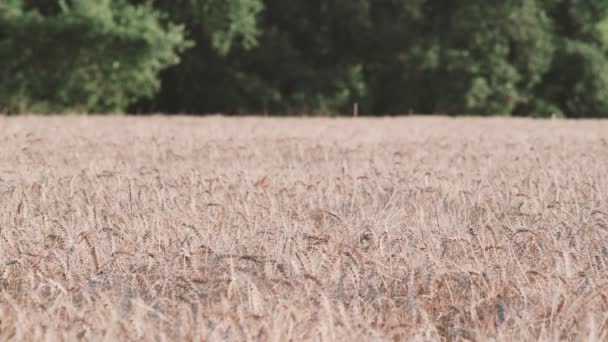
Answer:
[1,115,608,341]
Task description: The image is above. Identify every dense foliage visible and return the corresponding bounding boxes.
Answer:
[0,0,189,113]
[2,0,608,116]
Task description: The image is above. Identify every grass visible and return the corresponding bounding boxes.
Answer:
[1,115,608,341]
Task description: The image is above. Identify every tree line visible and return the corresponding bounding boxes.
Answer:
[2,0,608,117]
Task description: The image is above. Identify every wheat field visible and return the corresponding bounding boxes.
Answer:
[1,116,608,341]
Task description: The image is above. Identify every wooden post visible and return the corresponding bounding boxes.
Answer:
[353,102,359,117]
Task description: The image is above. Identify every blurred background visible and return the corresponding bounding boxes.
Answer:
[2,0,608,117]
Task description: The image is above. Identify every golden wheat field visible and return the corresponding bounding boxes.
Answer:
[1,115,608,341]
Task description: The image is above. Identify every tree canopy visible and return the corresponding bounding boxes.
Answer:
[2,0,608,116]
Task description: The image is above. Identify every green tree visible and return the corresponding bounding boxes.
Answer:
[129,0,265,114]
[232,0,369,114]
[134,0,370,114]
[360,0,555,115]
[4,0,608,117]
[0,0,189,113]
[529,0,608,117]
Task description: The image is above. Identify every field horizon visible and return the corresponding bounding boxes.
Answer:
[1,115,608,341]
